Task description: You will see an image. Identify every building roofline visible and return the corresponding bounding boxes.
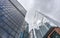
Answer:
[9,0,27,17]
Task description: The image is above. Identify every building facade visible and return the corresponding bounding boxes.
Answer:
[29,11,60,38]
[0,0,26,38]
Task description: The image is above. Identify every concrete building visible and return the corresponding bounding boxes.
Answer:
[0,0,26,38]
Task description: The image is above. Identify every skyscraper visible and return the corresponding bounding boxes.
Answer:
[0,0,26,38]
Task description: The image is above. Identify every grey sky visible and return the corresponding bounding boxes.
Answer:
[17,0,60,31]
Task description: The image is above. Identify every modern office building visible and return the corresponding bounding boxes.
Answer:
[0,0,26,38]
[34,22,52,38]
[20,21,29,38]
[29,11,60,38]
[43,27,60,38]
[29,19,60,38]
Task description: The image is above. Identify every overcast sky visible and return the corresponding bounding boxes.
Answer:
[17,0,60,31]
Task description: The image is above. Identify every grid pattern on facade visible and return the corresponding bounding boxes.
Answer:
[0,0,26,38]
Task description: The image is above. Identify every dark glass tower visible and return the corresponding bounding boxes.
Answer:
[0,0,26,38]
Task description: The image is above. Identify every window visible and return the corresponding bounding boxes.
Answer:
[51,31,60,38]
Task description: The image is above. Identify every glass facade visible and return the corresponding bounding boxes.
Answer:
[35,23,51,38]
[29,11,59,38]
[20,21,29,38]
[0,0,26,38]
[51,31,60,38]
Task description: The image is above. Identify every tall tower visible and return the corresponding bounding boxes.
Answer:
[30,11,60,38]
[0,0,26,38]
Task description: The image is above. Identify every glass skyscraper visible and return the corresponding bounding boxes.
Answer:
[29,10,60,38]
[0,0,26,38]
